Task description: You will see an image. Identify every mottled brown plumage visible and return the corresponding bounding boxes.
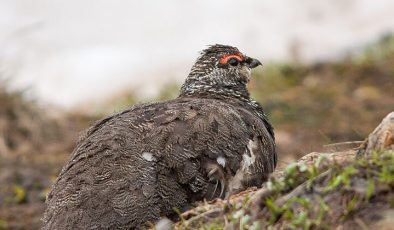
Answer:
[43,45,276,229]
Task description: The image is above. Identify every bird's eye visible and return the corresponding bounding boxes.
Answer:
[228,58,239,66]
[219,53,244,66]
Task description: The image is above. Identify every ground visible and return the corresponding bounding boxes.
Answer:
[0,35,393,230]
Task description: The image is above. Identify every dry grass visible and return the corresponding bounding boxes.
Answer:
[0,84,92,229]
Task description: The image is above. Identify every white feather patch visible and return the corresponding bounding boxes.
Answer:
[217,156,226,167]
[242,139,257,169]
[142,152,156,162]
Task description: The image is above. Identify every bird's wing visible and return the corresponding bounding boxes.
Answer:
[43,98,275,229]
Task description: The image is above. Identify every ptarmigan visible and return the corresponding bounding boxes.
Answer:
[43,44,276,229]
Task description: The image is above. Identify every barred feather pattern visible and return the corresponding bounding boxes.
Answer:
[43,44,276,229]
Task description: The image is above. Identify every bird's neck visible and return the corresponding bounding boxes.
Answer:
[179,75,274,140]
[179,75,251,102]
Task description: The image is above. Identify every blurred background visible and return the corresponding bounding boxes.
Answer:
[0,0,393,229]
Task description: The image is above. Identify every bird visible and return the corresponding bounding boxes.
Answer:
[43,44,276,229]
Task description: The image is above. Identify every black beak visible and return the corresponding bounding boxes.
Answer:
[245,57,262,69]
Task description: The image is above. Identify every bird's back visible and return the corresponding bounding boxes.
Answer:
[43,97,275,229]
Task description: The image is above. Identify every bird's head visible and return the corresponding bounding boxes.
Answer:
[180,44,262,99]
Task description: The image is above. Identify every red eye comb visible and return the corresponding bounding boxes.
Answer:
[219,53,244,65]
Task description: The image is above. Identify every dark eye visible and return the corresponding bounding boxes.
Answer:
[228,58,239,66]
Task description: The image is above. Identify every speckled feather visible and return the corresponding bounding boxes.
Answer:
[43,45,276,229]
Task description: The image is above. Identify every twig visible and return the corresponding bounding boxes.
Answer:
[180,208,223,227]
[324,141,364,148]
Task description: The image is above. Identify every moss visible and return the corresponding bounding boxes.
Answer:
[204,221,226,230]
[176,151,394,229]
[263,151,394,228]
[0,219,8,230]
[13,185,27,204]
